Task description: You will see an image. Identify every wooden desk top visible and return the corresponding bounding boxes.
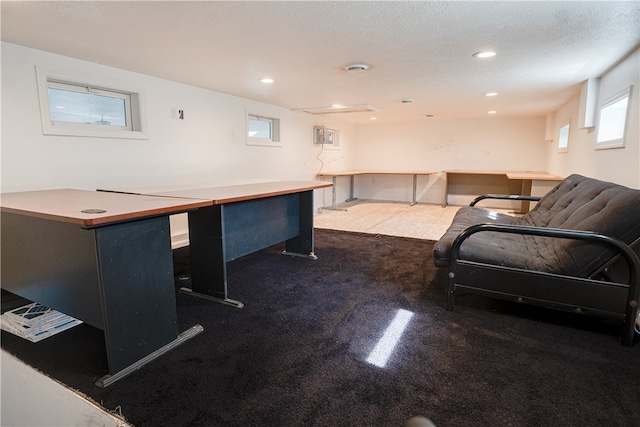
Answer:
[505,172,563,181]
[317,170,436,176]
[0,189,212,226]
[444,170,563,180]
[103,181,333,205]
[443,169,513,175]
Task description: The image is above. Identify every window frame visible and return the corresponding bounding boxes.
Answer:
[557,122,570,153]
[36,67,148,140]
[246,112,281,147]
[595,85,632,150]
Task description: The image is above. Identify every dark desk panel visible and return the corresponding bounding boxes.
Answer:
[1,189,206,387]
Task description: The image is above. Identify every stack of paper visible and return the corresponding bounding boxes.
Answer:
[0,302,82,342]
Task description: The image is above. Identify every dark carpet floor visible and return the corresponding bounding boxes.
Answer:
[2,229,640,427]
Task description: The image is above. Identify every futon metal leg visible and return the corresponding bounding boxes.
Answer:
[446,271,456,311]
[620,305,638,346]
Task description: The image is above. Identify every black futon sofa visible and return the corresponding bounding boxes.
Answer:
[434,174,640,346]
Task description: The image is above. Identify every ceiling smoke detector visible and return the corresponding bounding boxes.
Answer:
[345,64,369,73]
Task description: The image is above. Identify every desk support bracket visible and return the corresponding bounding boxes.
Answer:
[410,174,418,206]
[282,250,318,260]
[179,287,244,309]
[321,176,349,211]
[95,324,204,388]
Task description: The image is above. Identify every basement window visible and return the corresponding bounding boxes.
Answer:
[557,123,570,153]
[247,114,281,147]
[36,68,147,139]
[596,85,632,150]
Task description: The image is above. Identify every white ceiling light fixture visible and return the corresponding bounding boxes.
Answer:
[260,78,274,84]
[473,51,496,58]
[484,92,498,97]
[488,110,497,114]
[344,64,369,73]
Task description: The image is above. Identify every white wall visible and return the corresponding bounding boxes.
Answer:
[1,42,355,240]
[3,42,638,220]
[545,48,640,189]
[1,43,356,193]
[351,116,547,204]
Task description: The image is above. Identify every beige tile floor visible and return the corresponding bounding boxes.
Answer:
[314,200,463,241]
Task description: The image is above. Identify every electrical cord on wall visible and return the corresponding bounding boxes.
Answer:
[315,127,327,213]
[315,128,325,175]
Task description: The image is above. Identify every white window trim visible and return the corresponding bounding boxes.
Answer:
[36,67,148,140]
[595,85,632,150]
[246,111,281,147]
[557,122,570,153]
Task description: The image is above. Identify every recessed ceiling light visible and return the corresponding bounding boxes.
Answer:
[473,51,496,58]
[260,78,274,83]
[369,117,377,120]
[484,92,498,97]
[344,64,369,73]
[425,114,435,118]
[488,110,497,114]
[401,98,414,104]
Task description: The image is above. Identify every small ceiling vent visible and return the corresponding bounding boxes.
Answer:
[344,64,369,73]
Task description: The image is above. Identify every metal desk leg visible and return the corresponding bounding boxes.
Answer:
[183,205,244,308]
[345,175,358,202]
[1,213,204,388]
[410,174,418,206]
[442,173,449,207]
[95,218,205,386]
[323,175,348,211]
[518,179,533,214]
[284,190,319,260]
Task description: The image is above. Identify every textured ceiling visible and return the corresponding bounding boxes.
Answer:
[2,1,639,124]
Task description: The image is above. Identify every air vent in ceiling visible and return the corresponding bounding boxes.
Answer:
[293,104,380,115]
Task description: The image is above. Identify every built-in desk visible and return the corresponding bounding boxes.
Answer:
[317,170,437,210]
[101,181,332,308]
[0,189,210,387]
[442,170,563,213]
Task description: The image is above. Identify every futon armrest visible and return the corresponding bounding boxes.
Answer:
[470,194,541,206]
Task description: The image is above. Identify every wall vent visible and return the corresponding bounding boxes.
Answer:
[292,104,380,115]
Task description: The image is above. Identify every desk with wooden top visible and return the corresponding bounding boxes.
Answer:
[101,180,332,308]
[442,170,563,213]
[0,189,210,387]
[317,170,437,210]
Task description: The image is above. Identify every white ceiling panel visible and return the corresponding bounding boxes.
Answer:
[2,1,638,124]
